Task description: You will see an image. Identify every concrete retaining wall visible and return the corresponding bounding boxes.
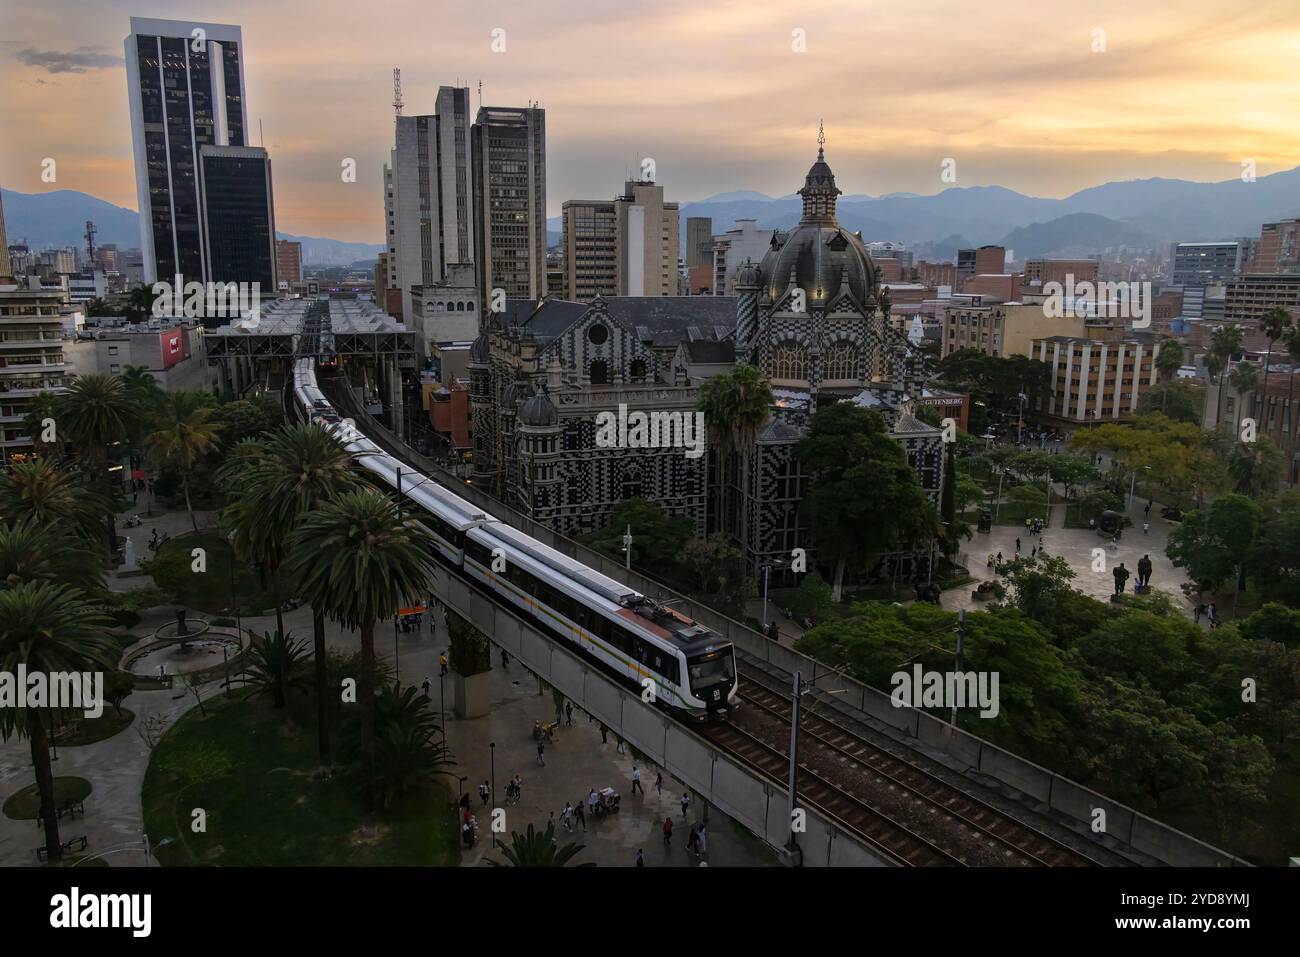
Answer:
[342,388,1247,867]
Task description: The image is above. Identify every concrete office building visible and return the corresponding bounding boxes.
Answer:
[561,180,680,300]
[1249,218,1300,274]
[1032,333,1161,423]
[276,239,302,288]
[1022,259,1099,285]
[472,104,547,303]
[125,17,249,284]
[560,199,617,301]
[0,185,9,283]
[686,217,713,270]
[0,284,71,463]
[957,245,1005,280]
[1170,241,1249,287]
[386,86,475,321]
[710,219,774,296]
[942,301,1101,359]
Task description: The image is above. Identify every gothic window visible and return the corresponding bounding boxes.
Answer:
[590,359,610,385]
[824,339,856,380]
[621,466,643,500]
[771,339,808,380]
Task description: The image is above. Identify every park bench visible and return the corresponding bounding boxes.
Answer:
[35,835,88,862]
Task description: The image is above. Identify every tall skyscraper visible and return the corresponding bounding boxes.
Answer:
[472,105,547,303]
[198,145,277,294]
[125,17,250,284]
[386,86,475,320]
[686,217,713,270]
[561,198,618,300]
[0,183,11,283]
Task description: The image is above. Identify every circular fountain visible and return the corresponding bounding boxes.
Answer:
[127,609,241,678]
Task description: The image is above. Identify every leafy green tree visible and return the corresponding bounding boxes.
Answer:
[1137,378,1203,425]
[796,404,938,600]
[486,821,593,867]
[1244,496,1300,606]
[211,394,283,448]
[1202,724,1274,846]
[581,498,692,571]
[1237,602,1300,649]
[103,671,135,716]
[286,490,437,816]
[224,423,359,770]
[788,569,834,623]
[998,554,1113,643]
[1227,436,1283,497]
[338,683,451,812]
[678,533,750,613]
[1166,494,1262,608]
[447,610,492,675]
[146,391,222,533]
[0,582,116,861]
[1155,337,1184,383]
[1047,454,1097,503]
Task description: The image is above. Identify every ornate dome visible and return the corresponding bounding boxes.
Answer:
[501,381,534,408]
[757,132,879,308]
[735,259,762,288]
[470,333,491,363]
[520,390,559,428]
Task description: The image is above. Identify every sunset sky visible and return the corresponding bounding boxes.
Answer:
[4,0,1300,242]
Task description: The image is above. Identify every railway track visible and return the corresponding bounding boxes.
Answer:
[699,719,963,866]
[735,667,1113,867]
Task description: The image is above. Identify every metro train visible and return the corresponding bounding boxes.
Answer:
[291,357,739,718]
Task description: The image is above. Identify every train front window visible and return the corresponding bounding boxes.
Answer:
[687,651,734,688]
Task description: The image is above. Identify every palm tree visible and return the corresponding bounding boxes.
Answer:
[0,582,117,861]
[0,519,107,592]
[285,489,437,815]
[338,683,451,811]
[1228,361,1260,437]
[486,821,593,867]
[1257,307,1294,432]
[124,284,155,323]
[244,629,311,708]
[58,374,134,552]
[1208,325,1244,429]
[145,390,222,532]
[0,458,110,549]
[1154,338,1184,412]
[698,364,773,551]
[1280,325,1300,471]
[226,423,359,771]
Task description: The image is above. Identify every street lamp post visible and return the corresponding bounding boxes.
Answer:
[489,741,496,848]
[761,560,788,628]
[785,669,802,860]
[622,525,633,571]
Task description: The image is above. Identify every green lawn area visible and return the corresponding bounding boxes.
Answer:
[961,503,1051,528]
[142,690,459,866]
[4,777,92,820]
[145,530,277,616]
[54,708,135,747]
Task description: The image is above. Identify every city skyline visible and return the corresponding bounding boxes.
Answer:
[2,0,1300,243]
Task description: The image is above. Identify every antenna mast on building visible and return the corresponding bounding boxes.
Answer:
[83,220,96,265]
[392,68,404,119]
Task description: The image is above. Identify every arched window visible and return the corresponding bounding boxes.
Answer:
[771,340,808,381]
[456,301,465,312]
[824,339,856,380]
[590,359,610,385]
[435,302,445,312]
[621,466,643,500]
[629,358,647,381]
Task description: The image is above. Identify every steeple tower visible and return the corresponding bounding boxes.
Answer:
[798,120,842,226]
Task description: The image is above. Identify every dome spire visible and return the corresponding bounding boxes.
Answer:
[799,121,841,225]
[818,118,825,160]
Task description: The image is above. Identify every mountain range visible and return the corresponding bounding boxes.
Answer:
[9,165,1300,268]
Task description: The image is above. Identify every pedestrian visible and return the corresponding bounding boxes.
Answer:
[696,823,707,857]
[536,741,545,766]
[655,771,663,797]
[1030,546,1037,559]
[1015,537,1021,553]
[680,792,690,820]
[562,802,573,832]
[439,652,448,676]
[565,702,574,726]
[617,737,626,755]
[1194,604,1204,625]
[632,766,643,795]
[600,724,608,744]
[1142,521,1149,535]
[1208,603,1218,629]
[663,816,673,847]
[686,825,698,856]
[575,799,586,831]
[514,774,522,801]
[1112,563,1130,595]
[588,788,598,820]
[479,780,489,806]
[422,676,431,696]
[500,648,509,669]
[1145,500,1152,517]
[636,849,644,868]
